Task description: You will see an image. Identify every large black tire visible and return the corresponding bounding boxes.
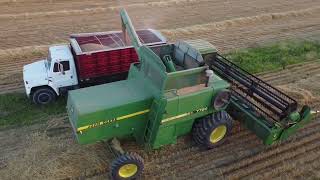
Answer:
[192,111,232,149]
[111,152,144,180]
[32,87,57,105]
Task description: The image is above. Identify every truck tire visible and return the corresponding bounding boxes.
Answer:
[32,88,57,105]
[111,152,144,180]
[192,111,232,149]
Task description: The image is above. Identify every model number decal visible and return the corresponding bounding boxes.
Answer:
[161,107,208,123]
[77,109,150,134]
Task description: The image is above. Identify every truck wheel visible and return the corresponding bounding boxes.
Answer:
[192,111,232,149]
[111,152,144,180]
[32,88,56,105]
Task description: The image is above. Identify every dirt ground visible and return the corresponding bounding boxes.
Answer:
[0,0,320,179]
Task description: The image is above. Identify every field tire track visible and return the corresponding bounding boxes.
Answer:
[223,135,320,179]
[249,151,320,179]
[145,118,320,178]
[156,119,320,179]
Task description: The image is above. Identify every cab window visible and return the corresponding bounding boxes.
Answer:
[53,61,70,72]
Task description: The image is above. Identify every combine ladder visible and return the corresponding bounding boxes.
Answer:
[144,98,167,149]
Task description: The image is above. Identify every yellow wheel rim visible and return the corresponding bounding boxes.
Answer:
[210,125,227,143]
[118,164,138,178]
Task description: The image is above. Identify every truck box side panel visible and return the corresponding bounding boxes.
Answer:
[75,48,139,81]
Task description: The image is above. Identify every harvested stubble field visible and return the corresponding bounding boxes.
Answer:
[0,0,320,179]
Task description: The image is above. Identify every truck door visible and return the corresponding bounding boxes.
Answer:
[50,60,77,88]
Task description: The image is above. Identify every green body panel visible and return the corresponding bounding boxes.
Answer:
[152,89,213,149]
[148,66,229,149]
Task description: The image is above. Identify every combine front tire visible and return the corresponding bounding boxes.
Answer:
[32,87,56,105]
[192,111,232,149]
[111,152,144,180]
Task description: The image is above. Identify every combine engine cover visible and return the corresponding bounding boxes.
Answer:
[67,79,154,144]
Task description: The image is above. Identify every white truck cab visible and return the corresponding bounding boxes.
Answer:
[23,45,78,105]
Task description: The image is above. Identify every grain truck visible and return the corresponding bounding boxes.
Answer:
[23,29,166,104]
[67,10,315,180]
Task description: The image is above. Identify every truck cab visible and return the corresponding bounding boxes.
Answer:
[47,45,78,91]
[23,45,78,104]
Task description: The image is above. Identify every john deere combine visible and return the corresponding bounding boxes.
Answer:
[67,9,315,180]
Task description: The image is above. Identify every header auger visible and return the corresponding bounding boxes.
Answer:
[67,9,316,180]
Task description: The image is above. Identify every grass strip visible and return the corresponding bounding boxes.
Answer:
[0,93,66,127]
[226,40,320,73]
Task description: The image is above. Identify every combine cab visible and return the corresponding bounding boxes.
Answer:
[67,9,315,180]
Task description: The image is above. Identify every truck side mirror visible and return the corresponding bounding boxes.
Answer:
[58,63,65,75]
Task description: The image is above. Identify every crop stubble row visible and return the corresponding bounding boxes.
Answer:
[0,0,320,49]
[0,7,320,94]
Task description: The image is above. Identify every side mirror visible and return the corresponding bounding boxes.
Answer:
[58,63,65,75]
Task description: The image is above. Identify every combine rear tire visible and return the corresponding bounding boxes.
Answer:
[192,111,232,149]
[32,87,56,105]
[111,152,144,180]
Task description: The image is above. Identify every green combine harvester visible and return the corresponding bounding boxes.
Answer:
[67,9,316,180]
